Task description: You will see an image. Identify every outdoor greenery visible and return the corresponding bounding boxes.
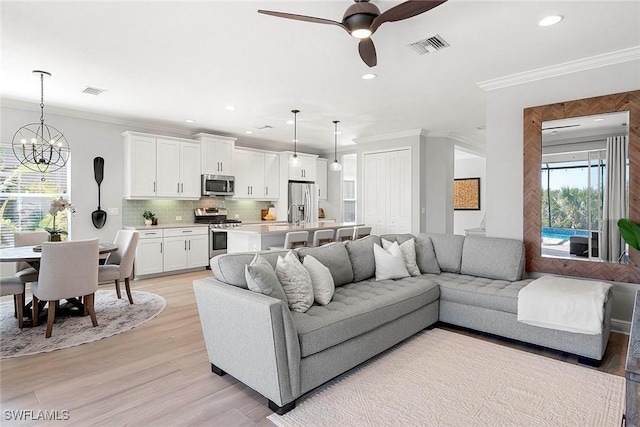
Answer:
[541,187,601,230]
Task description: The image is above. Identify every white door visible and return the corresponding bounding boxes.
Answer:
[135,238,163,276]
[156,139,181,197]
[386,149,412,234]
[363,152,387,235]
[180,141,201,198]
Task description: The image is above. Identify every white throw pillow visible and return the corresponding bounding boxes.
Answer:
[382,237,421,276]
[275,250,314,312]
[373,241,410,281]
[303,255,335,305]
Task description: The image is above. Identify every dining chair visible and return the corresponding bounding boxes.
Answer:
[98,230,139,304]
[312,229,334,247]
[353,226,372,240]
[31,239,99,338]
[14,231,49,284]
[1,277,25,329]
[334,228,354,242]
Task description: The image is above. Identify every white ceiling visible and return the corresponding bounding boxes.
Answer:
[2,1,639,153]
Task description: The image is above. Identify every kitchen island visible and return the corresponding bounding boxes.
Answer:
[225,222,363,253]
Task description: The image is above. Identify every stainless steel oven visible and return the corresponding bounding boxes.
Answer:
[194,208,241,261]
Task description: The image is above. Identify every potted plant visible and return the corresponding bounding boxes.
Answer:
[143,210,155,226]
[618,218,640,251]
[45,197,75,241]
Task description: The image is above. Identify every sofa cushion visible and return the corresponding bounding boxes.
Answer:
[245,254,288,303]
[291,276,440,357]
[211,250,292,289]
[421,233,464,273]
[275,251,314,313]
[373,242,409,281]
[460,237,525,281]
[345,235,381,282]
[297,243,354,286]
[414,234,441,274]
[423,272,533,314]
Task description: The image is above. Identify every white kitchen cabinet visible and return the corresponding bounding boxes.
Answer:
[265,153,280,200]
[363,149,411,235]
[134,229,164,276]
[316,158,328,200]
[123,131,201,200]
[124,134,157,198]
[234,148,280,200]
[163,227,209,272]
[281,152,317,181]
[195,133,236,175]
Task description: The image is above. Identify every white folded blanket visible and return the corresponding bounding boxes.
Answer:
[517,276,611,335]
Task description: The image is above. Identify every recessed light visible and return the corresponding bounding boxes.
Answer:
[225,105,236,111]
[184,119,195,123]
[362,73,377,80]
[286,119,294,125]
[538,15,563,27]
[594,118,605,122]
[245,130,253,134]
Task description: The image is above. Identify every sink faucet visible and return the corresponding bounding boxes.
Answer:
[288,204,300,225]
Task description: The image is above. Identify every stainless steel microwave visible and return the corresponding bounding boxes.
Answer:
[201,174,235,196]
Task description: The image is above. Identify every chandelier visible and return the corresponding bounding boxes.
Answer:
[12,70,70,174]
[330,120,342,172]
[289,109,301,166]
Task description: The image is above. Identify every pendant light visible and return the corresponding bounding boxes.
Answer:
[289,109,301,166]
[12,70,70,174]
[329,120,342,172]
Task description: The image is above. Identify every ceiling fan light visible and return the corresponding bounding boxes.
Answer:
[538,15,563,27]
[351,28,372,39]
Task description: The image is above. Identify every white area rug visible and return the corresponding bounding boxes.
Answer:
[1,290,165,358]
[268,328,625,427]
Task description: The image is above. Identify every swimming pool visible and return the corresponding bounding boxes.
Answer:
[541,227,588,241]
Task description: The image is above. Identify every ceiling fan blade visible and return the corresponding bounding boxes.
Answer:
[258,9,347,31]
[358,38,377,68]
[371,0,448,33]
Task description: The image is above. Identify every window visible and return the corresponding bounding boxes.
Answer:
[342,154,356,222]
[0,143,70,248]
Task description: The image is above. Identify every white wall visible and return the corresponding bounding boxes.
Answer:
[423,136,454,234]
[454,155,486,236]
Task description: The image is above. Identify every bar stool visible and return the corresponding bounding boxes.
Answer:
[312,229,335,247]
[334,228,354,242]
[283,231,310,249]
[353,226,372,240]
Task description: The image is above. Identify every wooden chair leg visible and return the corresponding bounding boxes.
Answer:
[16,293,24,329]
[86,294,98,327]
[114,279,121,299]
[124,278,134,304]
[45,301,56,338]
[32,295,39,327]
[83,296,89,316]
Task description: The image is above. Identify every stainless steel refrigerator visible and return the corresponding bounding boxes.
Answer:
[288,182,318,224]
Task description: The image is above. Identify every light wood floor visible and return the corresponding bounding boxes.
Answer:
[0,270,630,426]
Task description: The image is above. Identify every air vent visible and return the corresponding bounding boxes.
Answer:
[82,86,106,96]
[408,34,450,55]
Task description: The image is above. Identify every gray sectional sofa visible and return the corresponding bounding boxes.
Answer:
[193,233,613,414]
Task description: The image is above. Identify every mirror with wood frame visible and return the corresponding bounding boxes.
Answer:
[523,90,640,282]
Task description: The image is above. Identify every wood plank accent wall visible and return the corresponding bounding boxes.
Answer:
[523,90,640,283]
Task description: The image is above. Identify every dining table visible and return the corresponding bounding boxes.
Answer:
[0,242,118,327]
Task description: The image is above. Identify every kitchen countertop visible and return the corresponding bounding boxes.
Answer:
[225,222,363,235]
[124,223,210,230]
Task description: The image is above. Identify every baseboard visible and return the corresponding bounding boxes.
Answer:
[611,318,631,335]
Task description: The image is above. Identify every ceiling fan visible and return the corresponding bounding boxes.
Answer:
[258,0,448,68]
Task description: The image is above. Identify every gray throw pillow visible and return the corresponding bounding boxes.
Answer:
[297,242,354,286]
[245,254,288,304]
[345,235,381,282]
[415,234,441,274]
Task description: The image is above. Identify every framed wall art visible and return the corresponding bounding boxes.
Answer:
[454,177,480,210]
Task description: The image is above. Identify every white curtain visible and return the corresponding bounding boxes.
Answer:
[600,135,628,262]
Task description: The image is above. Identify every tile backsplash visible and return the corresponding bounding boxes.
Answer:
[122,198,271,226]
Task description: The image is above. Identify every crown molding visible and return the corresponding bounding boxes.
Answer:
[427,131,486,156]
[477,46,640,92]
[354,128,428,144]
